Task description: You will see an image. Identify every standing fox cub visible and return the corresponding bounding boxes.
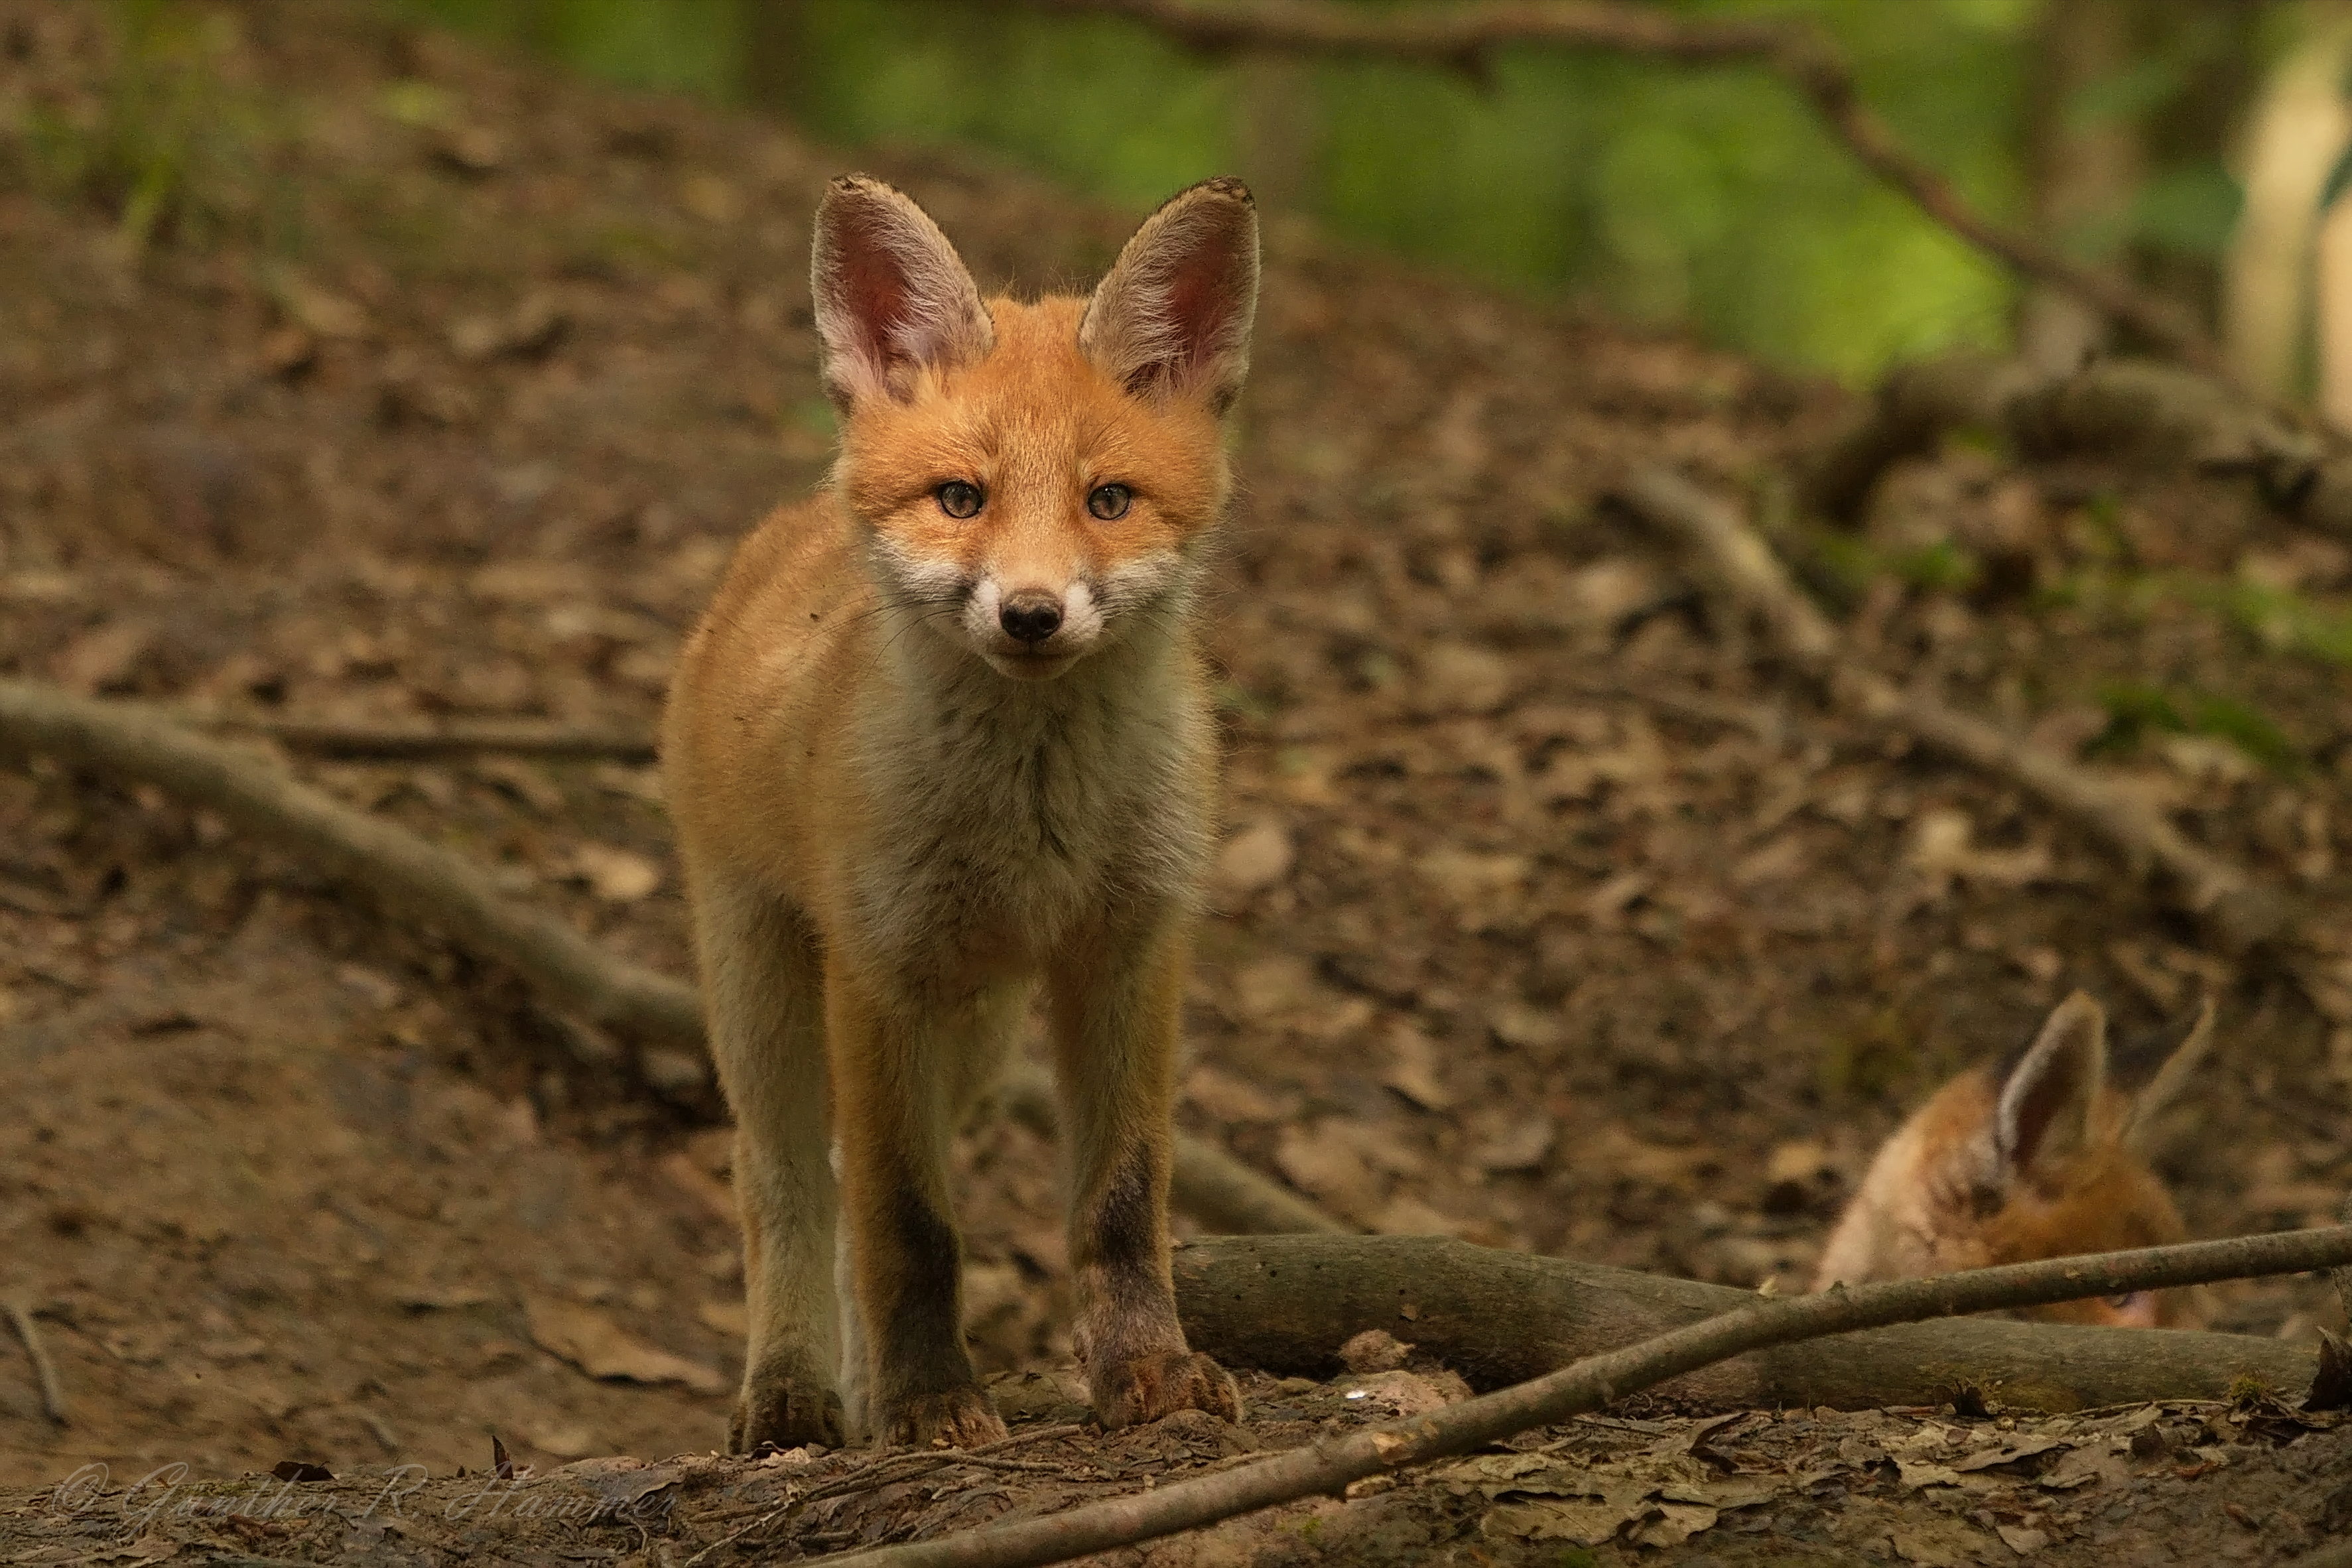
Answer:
[663,175,1257,1451]
[1814,991,2213,1327]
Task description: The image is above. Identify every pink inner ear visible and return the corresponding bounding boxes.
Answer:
[1162,247,1236,373]
[839,245,913,363]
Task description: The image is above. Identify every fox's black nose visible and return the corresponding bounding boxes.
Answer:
[1000,594,1063,645]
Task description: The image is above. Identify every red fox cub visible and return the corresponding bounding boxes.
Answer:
[1813,992,2213,1327]
[663,174,1258,1451]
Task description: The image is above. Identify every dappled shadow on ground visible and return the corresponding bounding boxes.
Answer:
[2,1,2351,1560]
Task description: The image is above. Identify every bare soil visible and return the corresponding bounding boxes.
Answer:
[3,2,2351,1562]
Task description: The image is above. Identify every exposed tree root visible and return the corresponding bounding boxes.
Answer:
[0,678,1335,1238]
[1173,1234,2313,1410]
[1804,352,2352,533]
[1612,467,2296,956]
[818,1224,2352,1568]
[1004,0,2225,381]
[200,711,659,763]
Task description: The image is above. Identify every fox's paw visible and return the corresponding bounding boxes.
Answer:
[880,1386,1008,1449]
[730,1364,846,1454]
[1090,1350,1243,1430]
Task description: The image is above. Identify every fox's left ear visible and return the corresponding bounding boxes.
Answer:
[1991,991,2108,1179]
[1081,176,1259,415]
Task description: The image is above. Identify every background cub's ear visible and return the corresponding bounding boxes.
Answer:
[1081,176,1259,415]
[2121,994,2216,1153]
[813,174,993,410]
[1992,990,2107,1180]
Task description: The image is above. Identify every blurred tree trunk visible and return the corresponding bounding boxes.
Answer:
[2226,2,2352,401]
[2132,1,2266,337]
[2018,0,2142,371]
[2022,0,2266,371]
[739,0,810,121]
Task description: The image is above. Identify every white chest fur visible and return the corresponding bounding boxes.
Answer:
[843,625,1209,982]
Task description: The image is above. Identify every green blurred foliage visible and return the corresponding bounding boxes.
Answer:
[20,0,285,253]
[2088,680,2306,775]
[385,0,2239,383]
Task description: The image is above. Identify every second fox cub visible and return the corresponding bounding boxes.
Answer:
[664,175,1258,1450]
[1813,991,2213,1327]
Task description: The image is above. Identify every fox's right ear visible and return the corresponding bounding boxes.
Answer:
[1991,991,2107,1179]
[1082,176,1259,415]
[812,175,993,411]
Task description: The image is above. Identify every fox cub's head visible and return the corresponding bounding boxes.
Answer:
[1812,992,2212,1327]
[811,174,1258,682]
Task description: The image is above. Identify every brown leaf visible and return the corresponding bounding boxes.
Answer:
[1412,642,1512,715]
[1628,1501,1717,1547]
[564,842,663,901]
[50,621,154,696]
[525,1297,726,1394]
[1886,1521,1985,1566]
[1211,820,1293,901]
[2308,1327,2352,1411]
[1951,1435,2068,1472]
[1380,1021,1453,1110]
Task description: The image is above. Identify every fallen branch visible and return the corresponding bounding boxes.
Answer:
[1172,1234,2312,1409]
[0,678,1338,1238]
[3,1299,68,1426]
[1001,0,2223,379]
[0,679,706,1056]
[204,712,658,764]
[1612,468,2293,953]
[814,1224,2352,1568]
[1803,354,2349,530]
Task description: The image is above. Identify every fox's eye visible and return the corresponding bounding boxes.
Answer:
[1087,484,1132,522]
[936,481,984,519]
[2106,1292,2143,1309]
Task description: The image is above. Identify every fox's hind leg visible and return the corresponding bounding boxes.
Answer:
[1048,913,1241,1429]
[694,874,844,1452]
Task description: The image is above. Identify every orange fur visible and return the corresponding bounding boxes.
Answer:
[1813,992,2206,1329]
[664,176,1256,1449]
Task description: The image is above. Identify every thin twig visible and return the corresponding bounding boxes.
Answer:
[4,1299,67,1426]
[2334,1194,2352,1330]
[811,1224,2352,1568]
[803,1423,1087,1507]
[996,0,2223,379]
[692,1422,1089,1563]
[1611,468,2292,954]
[0,679,1341,1238]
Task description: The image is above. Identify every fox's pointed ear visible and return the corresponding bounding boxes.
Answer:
[1081,176,1258,415]
[1993,991,2107,1177]
[2123,995,2217,1153]
[812,175,992,410]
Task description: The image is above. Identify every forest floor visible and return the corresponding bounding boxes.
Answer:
[3,1,2352,1563]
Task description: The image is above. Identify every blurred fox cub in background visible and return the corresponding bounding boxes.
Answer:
[663,174,1258,1451]
[1815,991,2214,1327]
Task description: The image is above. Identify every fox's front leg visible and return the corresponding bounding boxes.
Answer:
[693,878,844,1453]
[827,956,1010,1449]
[1049,917,1242,1429]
